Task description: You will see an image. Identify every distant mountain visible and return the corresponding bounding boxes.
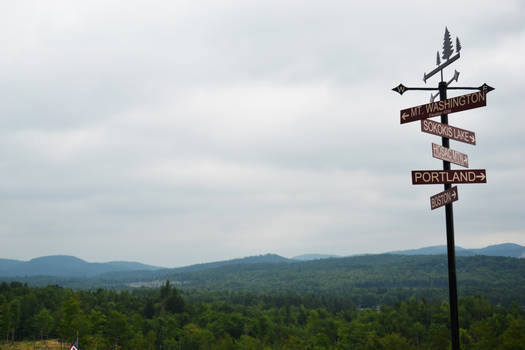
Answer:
[3,252,525,308]
[1,243,522,280]
[388,243,525,258]
[292,254,340,261]
[0,255,162,278]
[102,253,292,279]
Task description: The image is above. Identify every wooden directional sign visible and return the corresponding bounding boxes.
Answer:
[412,169,486,185]
[431,186,458,210]
[432,143,468,168]
[400,90,487,124]
[421,119,476,145]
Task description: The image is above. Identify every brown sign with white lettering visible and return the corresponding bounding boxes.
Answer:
[400,91,486,124]
[421,119,476,145]
[412,169,486,185]
[431,186,459,210]
[432,143,469,168]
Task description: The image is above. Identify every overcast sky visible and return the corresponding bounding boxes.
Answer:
[1,1,524,267]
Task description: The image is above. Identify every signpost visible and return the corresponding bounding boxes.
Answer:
[400,90,487,124]
[412,169,486,185]
[421,119,476,145]
[432,143,469,167]
[392,27,494,350]
[431,186,458,210]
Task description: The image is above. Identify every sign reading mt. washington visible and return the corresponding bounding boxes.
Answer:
[400,91,486,124]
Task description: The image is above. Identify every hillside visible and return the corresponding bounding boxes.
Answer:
[0,255,162,278]
[3,253,524,307]
[292,253,340,261]
[388,243,525,258]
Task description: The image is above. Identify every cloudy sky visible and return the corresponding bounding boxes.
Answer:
[1,1,524,267]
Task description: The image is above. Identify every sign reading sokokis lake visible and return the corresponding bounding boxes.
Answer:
[400,90,487,124]
[431,186,458,210]
[392,27,494,350]
[421,119,476,145]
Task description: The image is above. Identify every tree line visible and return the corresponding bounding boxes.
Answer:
[1,280,524,350]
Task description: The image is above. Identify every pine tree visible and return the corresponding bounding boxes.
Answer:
[442,27,454,60]
[436,51,441,65]
[456,37,462,53]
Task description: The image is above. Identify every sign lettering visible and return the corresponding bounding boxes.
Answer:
[400,91,486,124]
[412,169,486,185]
[421,119,476,145]
[432,143,469,168]
[430,186,459,210]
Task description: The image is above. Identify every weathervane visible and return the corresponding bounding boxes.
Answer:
[392,27,494,98]
[392,28,495,350]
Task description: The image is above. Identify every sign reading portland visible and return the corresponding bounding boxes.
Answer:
[400,90,487,124]
[412,169,486,185]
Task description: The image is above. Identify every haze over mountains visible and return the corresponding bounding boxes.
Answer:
[0,243,523,279]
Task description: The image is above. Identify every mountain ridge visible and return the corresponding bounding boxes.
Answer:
[0,243,522,278]
[387,243,525,258]
[0,255,162,278]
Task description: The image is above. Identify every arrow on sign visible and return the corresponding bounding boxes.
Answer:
[401,112,409,121]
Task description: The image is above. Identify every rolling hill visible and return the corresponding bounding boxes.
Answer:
[0,255,162,278]
[388,243,525,258]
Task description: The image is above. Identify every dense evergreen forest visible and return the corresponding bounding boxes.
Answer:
[1,280,524,350]
[6,255,525,308]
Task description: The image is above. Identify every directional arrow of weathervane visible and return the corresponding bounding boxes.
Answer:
[392,83,494,96]
[430,70,460,102]
[424,52,460,83]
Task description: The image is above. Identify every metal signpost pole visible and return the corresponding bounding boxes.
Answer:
[439,81,460,350]
[393,28,494,350]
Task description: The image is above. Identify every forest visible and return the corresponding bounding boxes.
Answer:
[6,255,525,309]
[1,279,525,350]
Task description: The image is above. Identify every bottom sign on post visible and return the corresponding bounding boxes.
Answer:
[430,186,459,210]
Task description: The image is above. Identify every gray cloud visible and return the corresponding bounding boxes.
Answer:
[0,1,524,266]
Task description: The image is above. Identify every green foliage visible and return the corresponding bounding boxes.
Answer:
[4,255,525,309]
[1,270,525,349]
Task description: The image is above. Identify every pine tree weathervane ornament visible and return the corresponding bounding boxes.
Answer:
[392,28,495,350]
